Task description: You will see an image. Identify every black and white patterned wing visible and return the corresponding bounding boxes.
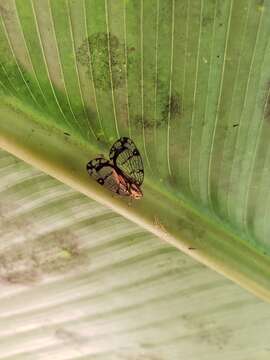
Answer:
[109,137,144,186]
[86,157,130,196]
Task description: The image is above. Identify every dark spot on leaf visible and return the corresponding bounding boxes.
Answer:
[64,132,71,136]
[0,229,88,285]
[169,93,181,117]
[263,80,270,122]
[188,247,196,250]
[134,115,156,130]
[233,124,239,128]
[161,91,182,124]
[167,174,178,187]
[202,16,213,27]
[76,32,127,90]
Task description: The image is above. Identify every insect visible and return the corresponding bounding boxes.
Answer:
[86,137,144,199]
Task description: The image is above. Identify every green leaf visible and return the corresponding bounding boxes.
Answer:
[1,0,270,304]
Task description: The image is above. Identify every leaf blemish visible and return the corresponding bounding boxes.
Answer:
[76,32,130,91]
[0,230,88,285]
[162,92,182,122]
[263,80,270,122]
[202,16,213,27]
[135,115,156,130]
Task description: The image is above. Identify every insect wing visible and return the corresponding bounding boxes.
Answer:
[86,157,130,196]
[109,137,144,186]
